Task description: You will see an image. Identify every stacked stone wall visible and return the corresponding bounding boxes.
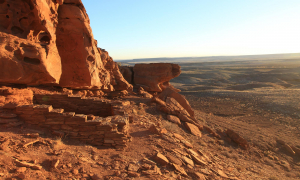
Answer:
[14,99,131,149]
[34,94,113,117]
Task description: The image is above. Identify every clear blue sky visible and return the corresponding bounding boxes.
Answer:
[82,0,300,60]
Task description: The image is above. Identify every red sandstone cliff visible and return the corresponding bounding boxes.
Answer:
[0,0,131,91]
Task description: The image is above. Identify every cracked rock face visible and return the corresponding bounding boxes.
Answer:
[0,0,62,85]
[0,0,131,91]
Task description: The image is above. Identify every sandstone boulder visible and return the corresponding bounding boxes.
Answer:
[158,87,194,118]
[133,63,181,92]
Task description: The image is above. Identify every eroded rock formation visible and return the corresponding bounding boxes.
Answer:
[0,0,131,91]
[133,63,181,92]
[0,0,62,85]
[99,48,132,91]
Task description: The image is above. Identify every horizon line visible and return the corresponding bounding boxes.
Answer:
[114,52,300,61]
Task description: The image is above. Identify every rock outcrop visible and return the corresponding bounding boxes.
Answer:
[133,63,181,92]
[0,0,131,91]
[0,0,62,85]
[99,48,132,91]
[119,66,133,84]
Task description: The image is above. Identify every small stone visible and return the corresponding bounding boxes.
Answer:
[52,159,60,169]
[127,171,140,177]
[172,163,188,177]
[67,163,72,168]
[173,133,185,140]
[92,155,98,161]
[182,156,194,167]
[91,174,101,180]
[143,158,156,165]
[28,133,39,138]
[284,144,296,156]
[153,153,169,166]
[167,115,181,125]
[114,170,121,176]
[17,173,26,179]
[128,163,140,172]
[181,140,193,148]
[166,154,182,166]
[216,169,229,178]
[193,172,206,180]
[190,154,207,166]
[72,169,79,175]
[185,122,202,137]
[149,125,160,134]
[16,167,27,173]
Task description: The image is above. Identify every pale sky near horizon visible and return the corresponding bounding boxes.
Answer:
[82,0,300,60]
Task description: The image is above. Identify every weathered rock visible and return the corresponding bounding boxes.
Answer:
[133,63,181,92]
[193,172,206,180]
[0,87,33,105]
[119,66,133,84]
[181,140,193,148]
[190,154,207,166]
[56,2,106,89]
[153,153,169,166]
[138,87,153,98]
[15,159,42,170]
[173,133,185,141]
[166,97,190,116]
[99,48,133,91]
[225,129,249,150]
[172,163,188,177]
[128,163,140,172]
[166,154,182,166]
[284,144,296,156]
[167,115,181,125]
[149,125,160,134]
[291,146,300,156]
[142,158,156,165]
[0,1,131,91]
[182,156,194,167]
[185,122,202,137]
[158,87,194,118]
[0,1,62,85]
[127,171,140,177]
[91,174,101,180]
